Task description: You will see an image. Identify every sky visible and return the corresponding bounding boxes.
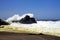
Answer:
[0,0,60,20]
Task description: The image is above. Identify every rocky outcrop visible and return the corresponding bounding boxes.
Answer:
[19,15,37,24]
[0,19,9,26]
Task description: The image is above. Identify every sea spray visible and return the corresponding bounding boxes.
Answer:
[4,13,60,36]
[6,13,33,23]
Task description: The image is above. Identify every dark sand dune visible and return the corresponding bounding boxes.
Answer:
[0,32,60,40]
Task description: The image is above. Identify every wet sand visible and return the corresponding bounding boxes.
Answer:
[0,32,60,40]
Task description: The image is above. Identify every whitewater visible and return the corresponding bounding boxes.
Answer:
[5,13,60,36]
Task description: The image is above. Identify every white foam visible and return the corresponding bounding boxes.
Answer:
[5,13,60,36]
[9,21,60,36]
[6,14,20,22]
[6,13,33,22]
[17,13,33,20]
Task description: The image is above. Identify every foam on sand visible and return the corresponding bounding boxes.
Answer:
[1,13,60,36]
[7,21,60,36]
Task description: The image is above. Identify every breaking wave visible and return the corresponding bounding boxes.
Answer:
[6,13,33,22]
[1,13,59,36]
[5,13,60,28]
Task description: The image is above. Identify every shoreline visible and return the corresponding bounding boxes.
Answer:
[0,32,60,40]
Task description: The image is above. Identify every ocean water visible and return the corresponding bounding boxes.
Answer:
[8,21,60,36]
[5,13,60,36]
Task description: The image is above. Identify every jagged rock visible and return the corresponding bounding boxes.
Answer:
[7,15,37,24]
[0,19,9,26]
[19,15,37,24]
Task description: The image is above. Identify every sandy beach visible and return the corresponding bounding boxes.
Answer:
[0,32,60,40]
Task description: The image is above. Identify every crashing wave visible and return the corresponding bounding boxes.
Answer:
[0,13,60,36]
[6,13,34,22]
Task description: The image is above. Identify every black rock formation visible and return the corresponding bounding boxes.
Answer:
[0,19,9,26]
[19,15,37,24]
[12,20,19,23]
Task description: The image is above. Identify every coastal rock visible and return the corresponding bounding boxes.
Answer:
[0,19,9,26]
[19,15,37,24]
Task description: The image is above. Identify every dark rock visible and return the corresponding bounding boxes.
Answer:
[12,20,19,23]
[0,19,9,26]
[19,15,37,24]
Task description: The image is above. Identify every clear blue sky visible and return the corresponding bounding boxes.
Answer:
[0,0,60,20]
